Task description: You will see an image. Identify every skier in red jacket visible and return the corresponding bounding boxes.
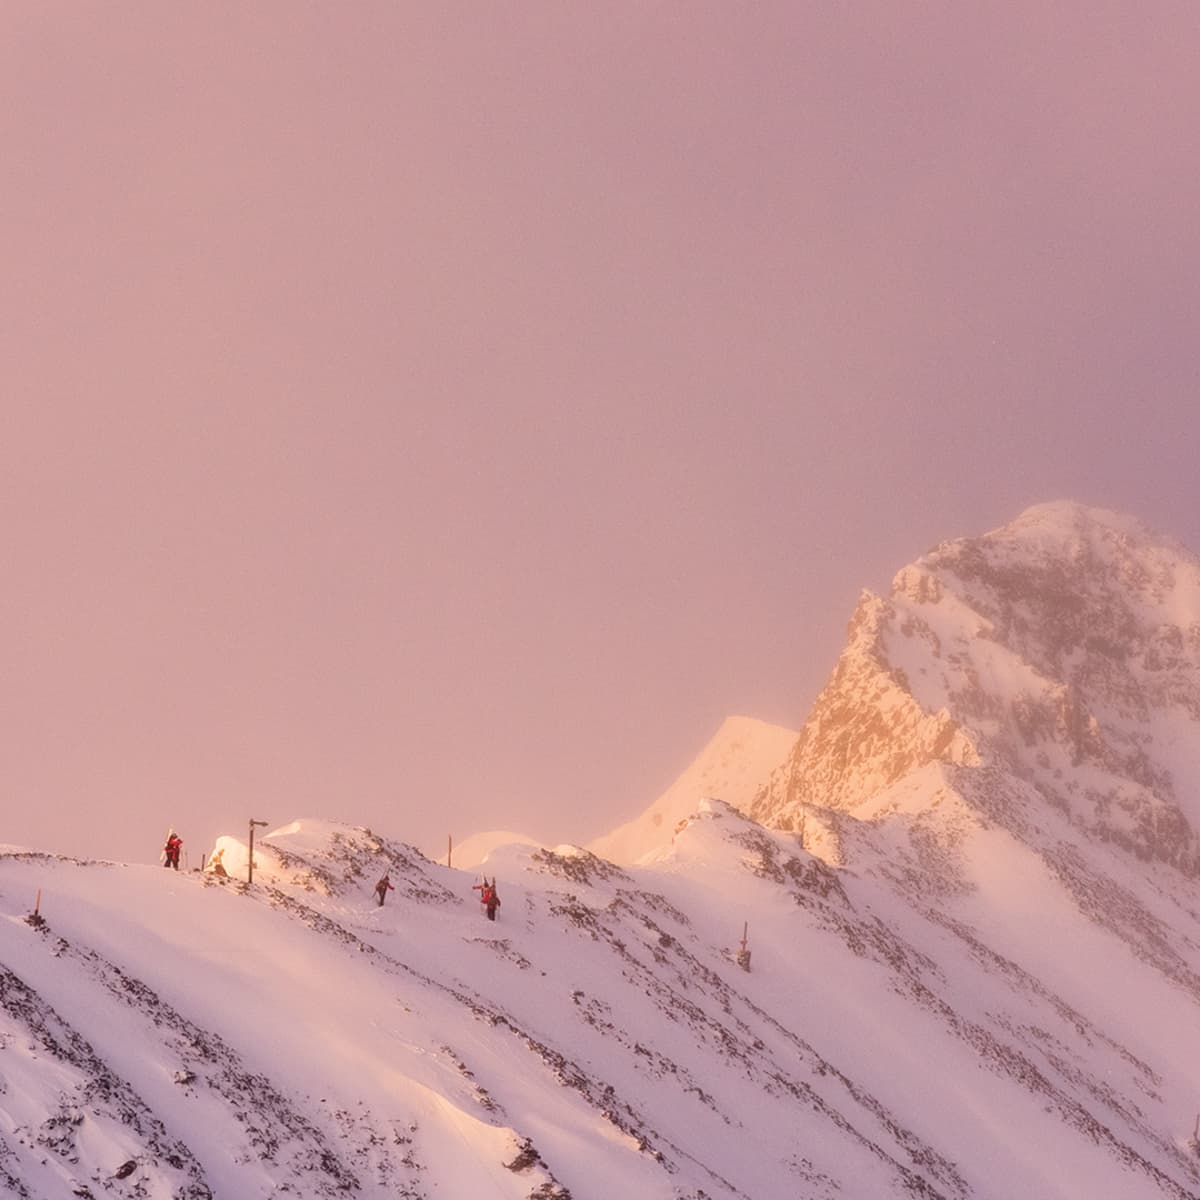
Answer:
[163,832,183,871]
[375,874,395,906]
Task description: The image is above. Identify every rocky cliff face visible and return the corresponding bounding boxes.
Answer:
[753,502,1200,873]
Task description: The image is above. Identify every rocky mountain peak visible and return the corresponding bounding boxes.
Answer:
[752,503,1200,872]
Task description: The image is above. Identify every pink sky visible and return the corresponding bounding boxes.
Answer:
[5,4,1200,865]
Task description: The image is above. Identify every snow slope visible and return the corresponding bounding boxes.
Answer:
[5,798,1200,1199]
[587,716,797,866]
[441,830,541,874]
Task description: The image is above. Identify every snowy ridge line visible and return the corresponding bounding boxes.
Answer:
[260,826,460,907]
[586,715,799,868]
[0,956,214,1199]
[528,847,633,888]
[0,849,114,869]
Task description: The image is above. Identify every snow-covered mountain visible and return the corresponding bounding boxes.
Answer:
[753,502,1200,867]
[2,818,989,1200]
[442,830,541,873]
[588,715,797,866]
[6,503,1200,1199]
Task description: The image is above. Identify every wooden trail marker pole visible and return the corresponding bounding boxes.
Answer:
[27,888,46,928]
[247,819,269,885]
[447,834,453,869]
[736,922,752,972]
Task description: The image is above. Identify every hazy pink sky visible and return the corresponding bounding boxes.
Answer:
[5,4,1200,865]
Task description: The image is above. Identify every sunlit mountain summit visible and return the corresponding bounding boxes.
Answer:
[756,501,1200,865]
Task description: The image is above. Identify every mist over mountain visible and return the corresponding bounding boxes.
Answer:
[5,504,1200,1199]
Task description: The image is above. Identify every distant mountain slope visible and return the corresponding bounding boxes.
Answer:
[588,715,797,865]
[441,829,542,873]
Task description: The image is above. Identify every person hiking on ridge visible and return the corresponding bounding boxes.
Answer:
[375,874,395,906]
[163,831,183,871]
[483,880,501,922]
